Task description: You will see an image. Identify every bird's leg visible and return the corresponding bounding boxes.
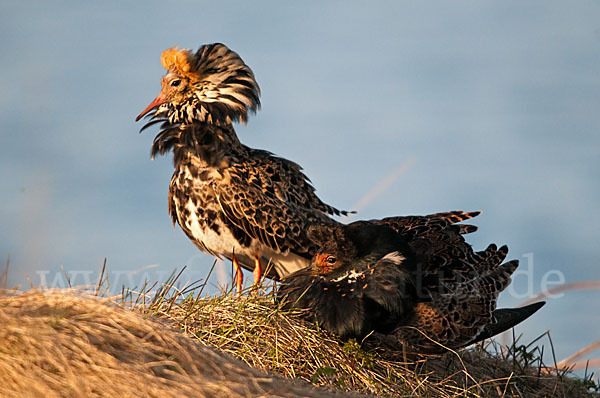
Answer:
[232,253,243,294]
[253,258,262,285]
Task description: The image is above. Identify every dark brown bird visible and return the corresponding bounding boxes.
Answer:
[136,44,350,289]
[278,211,545,353]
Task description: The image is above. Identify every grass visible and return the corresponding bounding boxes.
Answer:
[0,265,598,397]
[137,275,598,397]
[0,288,353,397]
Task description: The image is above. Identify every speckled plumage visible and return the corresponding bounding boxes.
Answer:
[137,43,349,279]
[278,212,545,353]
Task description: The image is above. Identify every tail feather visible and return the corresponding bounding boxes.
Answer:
[429,210,482,224]
[463,301,546,347]
[457,224,478,235]
[488,259,520,292]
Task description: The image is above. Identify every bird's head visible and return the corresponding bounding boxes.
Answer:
[307,224,357,276]
[308,222,410,277]
[136,43,261,127]
[312,244,346,275]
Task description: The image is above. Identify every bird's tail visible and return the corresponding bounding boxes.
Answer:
[464,301,546,347]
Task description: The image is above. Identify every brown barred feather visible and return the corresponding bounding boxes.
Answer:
[160,123,346,279]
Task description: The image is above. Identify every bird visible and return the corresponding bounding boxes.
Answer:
[278,211,545,354]
[136,43,351,289]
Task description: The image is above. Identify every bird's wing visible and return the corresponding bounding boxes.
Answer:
[359,254,417,333]
[246,148,352,217]
[374,210,480,235]
[212,157,335,257]
[372,211,499,281]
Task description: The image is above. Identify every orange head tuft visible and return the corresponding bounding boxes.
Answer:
[160,47,196,78]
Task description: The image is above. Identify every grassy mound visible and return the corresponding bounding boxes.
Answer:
[144,283,596,397]
[0,284,596,397]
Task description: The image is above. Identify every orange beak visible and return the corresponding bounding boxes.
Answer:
[135,93,167,121]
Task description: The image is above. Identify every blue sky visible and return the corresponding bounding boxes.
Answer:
[2,1,599,370]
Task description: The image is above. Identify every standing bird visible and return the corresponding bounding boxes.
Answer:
[278,211,545,353]
[136,43,350,289]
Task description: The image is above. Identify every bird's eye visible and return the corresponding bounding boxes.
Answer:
[170,79,181,87]
[325,256,337,265]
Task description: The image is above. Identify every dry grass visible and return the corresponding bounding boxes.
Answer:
[0,288,356,397]
[0,271,598,397]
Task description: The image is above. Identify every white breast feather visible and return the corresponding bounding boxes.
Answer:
[332,269,363,283]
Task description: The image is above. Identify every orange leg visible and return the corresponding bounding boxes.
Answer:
[253,258,262,285]
[232,254,243,293]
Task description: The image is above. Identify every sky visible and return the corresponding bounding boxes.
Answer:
[1,1,599,373]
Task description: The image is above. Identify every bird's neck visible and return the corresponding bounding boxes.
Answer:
[171,123,246,169]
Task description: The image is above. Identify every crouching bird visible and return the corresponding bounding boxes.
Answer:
[278,211,545,354]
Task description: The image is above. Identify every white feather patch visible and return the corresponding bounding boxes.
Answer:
[331,269,364,283]
[381,251,406,265]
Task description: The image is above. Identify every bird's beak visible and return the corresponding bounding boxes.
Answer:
[280,266,318,280]
[136,93,167,121]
